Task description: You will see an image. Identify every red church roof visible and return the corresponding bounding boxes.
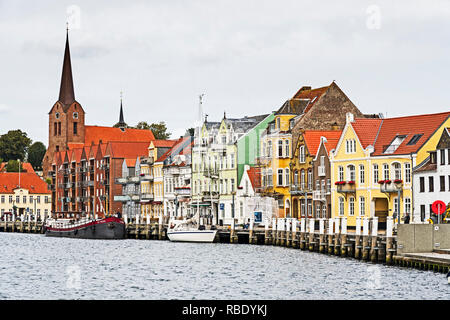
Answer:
[84,125,155,146]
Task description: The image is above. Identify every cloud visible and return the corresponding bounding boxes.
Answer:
[0,104,11,113]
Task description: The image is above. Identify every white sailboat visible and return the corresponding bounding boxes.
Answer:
[166,93,218,243]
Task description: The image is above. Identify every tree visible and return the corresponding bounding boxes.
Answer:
[186,128,195,137]
[148,122,171,140]
[113,122,130,128]
[27,141,46,170]
[135,121,151,130]
[5,160,24,172]
[0,130,32,162]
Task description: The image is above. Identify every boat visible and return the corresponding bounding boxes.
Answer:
[167,219,217,243]
[44,216,125,239]
[44,194,125,239]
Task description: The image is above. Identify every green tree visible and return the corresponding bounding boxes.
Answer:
[0,130,32,162]
[148,122,171,140]
[27,141,46,170]
[5,160,24,172]
[135,121,151,130]
[113,122,130,128]
[186,128,195,137]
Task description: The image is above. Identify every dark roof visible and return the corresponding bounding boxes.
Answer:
[58,30,75,110]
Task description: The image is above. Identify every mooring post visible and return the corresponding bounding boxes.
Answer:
[264,218,270,245]
[230,217,236,243]
[334,217,340,255]
[308,218,315,251]
[355,216,361,259]
[327,218,334,254]
[362,217,370,261]
[340,217,348,256]
[279,218,286,246]
[249,216,255,244]
[285,218,291,247]
[370,217,379,263]
[158,214,163,240]
[272,218,277,245]
[386,216,394,264]
[291,218,298,248]
[300,218,306,250]
[319,218,325,253]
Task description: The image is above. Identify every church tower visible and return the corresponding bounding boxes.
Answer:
[42,29,86,175]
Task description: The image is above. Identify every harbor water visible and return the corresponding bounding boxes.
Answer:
[0,233,448,300]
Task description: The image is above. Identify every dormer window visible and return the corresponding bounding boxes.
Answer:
[406,134,423,146]
[430,151,437,164]
[384,135,407,154]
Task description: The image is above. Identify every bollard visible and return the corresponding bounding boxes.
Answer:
[264,218,270,245]
[249,216,255,244]
[230,218,237,243]
[370,217,379,263]
[285,218,291,247]
[362,217,370,261]
[327,218,334,254]
[386,216,394,264]
[319,219,325,253]
[158,214,163,240]
[334,217,340,256]
[300,218,306,250]
[308,218,315,251]
[340,217,348,257]
[355,217,361,259]
[272,218,277,245]
[291,219,298,248]
[279,218,286,246]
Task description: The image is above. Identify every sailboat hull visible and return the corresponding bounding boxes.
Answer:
[167,230,217,243]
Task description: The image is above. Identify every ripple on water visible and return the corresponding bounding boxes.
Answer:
[0,233,448,299]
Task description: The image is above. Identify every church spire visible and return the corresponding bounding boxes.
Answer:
[118,92,126,128]
[58,26,75,107]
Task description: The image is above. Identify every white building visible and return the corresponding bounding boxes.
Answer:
[413,128,450,223]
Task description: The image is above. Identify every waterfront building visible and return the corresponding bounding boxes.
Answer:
[161,136,194,219]
[412,128,450,222]
[140,140,177,219]
[330,111,450,228]
[115,157,142,219]
[44,30,155,217]
[290,129,342,219]
[192,114,269,225]
[0,169,51,220]
[236,165,278,224]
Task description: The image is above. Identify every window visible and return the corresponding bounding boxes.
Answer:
[294,171,298,186]
[406,134,423,145]
[322,205,327,218]
[300,170,305,189]
[404,198,411,215]
[307,201,312,217]
[278,140,283,158]
[327,179,331,193]
[230,179,235,192]
[301,200,305,217]
[339,197,344,216]
[384,135,407,154]
[23,196,26,203]
[347,165,355,182]
[316,204,321,218]
[440,176,445,192]
[73,112,78,119]
[394,198,399,215]
[54,122,57,136]
[73,122,78,135]
[393,163,401,180]
[262,142,266,158]
[419,177,425,192]
[349,197,355,216]
[359,165,365,184]
[58,122,61,135]
[276,118,280,129]
[298,146,305,163]
[373,164,379,184]
[441,150,446,165]
[285,140,290,158]
[267,141,272,157]
[285,168,289,186]
[308,169,312,190]
[16,196,20,203]
[346,139,356,153]
[405,163,411,183]
[359,197,365,216]
[37,196,40,204]
[9,195,12,203]
[338,166,344,182]
[448,149,450,165]
[268,169,273,186]
[429,176,434,192]
[0,195,4,203]
[383,164,389,180]
[278,169,283,186]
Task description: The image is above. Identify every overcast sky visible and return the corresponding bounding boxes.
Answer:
[0,0,449,145]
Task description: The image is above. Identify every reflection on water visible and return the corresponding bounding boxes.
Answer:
[0,233,447,300]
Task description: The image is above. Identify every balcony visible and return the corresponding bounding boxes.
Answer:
[174,187,191,196]
[131,195,140,202]
[203,191,219,201]
[115,177,127,184]
[83,181,94,187]
[313,190,326,202]
[318,165,326,177]
[129,176,140,184]
[114,195,131,202]
[64,182,74,189]
[290,185,308,196]
[379,180,403,193]
[336,181,356,194]
[140,193,154,201]
[139,173,153,181]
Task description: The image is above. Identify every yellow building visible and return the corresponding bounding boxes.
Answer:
[330,112,450,228]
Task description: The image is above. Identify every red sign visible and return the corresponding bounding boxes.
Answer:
[432,200,446,215]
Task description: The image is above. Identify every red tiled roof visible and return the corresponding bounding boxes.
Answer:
[0,172,50,194]
[125,158,136,167]
[0,162,35,174]
[303,130,343,157]
[157,137,192,162]
[358,112,450,156]
[105,141,150,159]
[84,125,155,146]
[153,139,177,148]
[246,166,261,191]
[351,118,383,149]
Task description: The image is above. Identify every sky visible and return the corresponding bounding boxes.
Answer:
[0,0,449,146]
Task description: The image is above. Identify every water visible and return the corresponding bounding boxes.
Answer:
[0,233,448,300]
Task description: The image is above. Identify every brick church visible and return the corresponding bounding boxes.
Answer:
[43,30,155,218]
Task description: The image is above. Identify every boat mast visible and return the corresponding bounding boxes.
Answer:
[197,94,205,226]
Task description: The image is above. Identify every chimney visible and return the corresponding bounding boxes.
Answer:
[346,112,354,124]
[331,122,340,131]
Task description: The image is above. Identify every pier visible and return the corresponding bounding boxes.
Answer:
[1,214,449,275]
